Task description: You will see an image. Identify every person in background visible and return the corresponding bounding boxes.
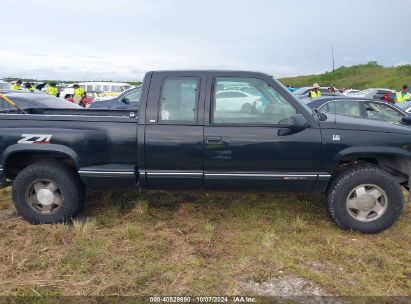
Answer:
[35,82,47,92]
[328,86,337,94]
[286,84,297,93]
[47,82,59,97]
[395,85,411,103]
[11,80,23,90]
[308,83,321,98]
[73,84,85,105]
[24,82,35,92]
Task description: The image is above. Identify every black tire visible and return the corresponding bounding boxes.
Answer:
[12,161,85,224]
[326,164,403,233]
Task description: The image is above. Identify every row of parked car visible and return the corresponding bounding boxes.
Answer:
[0,80,142,110]
[0,80,141,110]
[1,81,410,129]
[0,86,143,111]
[292,86,395,101]
[60,86,142,109]
[304,96,410,125]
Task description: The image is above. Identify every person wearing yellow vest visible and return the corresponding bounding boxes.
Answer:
[308,83,321,98]
[395,85,411,103]
[47,82,59,97]
[11,80,23,90]
[24,82,35,92]
[72,84,85,105]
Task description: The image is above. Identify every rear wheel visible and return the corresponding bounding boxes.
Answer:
[326,164,403,233]
[12,161,85,224]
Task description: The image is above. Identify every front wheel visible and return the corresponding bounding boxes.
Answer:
[12,161,85,224]
[326,164,403,233]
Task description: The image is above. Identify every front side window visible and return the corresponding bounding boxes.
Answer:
[159,78,199,123]
[213,77,296,124]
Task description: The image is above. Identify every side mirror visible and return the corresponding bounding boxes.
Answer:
[288,113,309,131]
[314,109,327,121]
[401,115,411,124]
[278,114,309,136]
[122,97,130,104]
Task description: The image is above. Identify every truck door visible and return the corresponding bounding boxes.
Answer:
[144,72,205,189]
[203,74,324,192]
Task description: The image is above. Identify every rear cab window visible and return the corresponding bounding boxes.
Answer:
[158,77,200,124]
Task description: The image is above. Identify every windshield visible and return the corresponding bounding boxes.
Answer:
[1,94,81,110]
[395,101,411,111]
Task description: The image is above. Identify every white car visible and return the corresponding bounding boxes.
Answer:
[348,88,395,100]
[59,82,133,100]
[343,89,360,96]
[0,80,11,90]
[215,90,261,113]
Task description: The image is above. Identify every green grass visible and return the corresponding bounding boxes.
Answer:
[0,188,411,296]
[279,61,411,90]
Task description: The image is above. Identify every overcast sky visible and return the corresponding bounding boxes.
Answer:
[1,0,410,81]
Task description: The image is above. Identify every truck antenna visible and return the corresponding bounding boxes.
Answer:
[0,92,28,114]
[332,45,337,124]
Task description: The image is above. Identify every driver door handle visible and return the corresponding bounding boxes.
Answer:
[206,136,223,144]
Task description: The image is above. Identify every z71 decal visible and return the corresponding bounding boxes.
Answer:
[17,134,53,144]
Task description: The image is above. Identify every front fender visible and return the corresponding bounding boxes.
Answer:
[330,146,411,168]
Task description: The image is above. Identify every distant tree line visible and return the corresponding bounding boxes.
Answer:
[3,77,143,86]
[280,62,411,90]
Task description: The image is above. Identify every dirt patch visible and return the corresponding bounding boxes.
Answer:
[240,275,326,296]
[0,209,19,221]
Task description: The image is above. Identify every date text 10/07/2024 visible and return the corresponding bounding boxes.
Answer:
[149,296,257,303]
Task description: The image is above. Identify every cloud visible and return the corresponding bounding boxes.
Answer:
[0,0,410,80]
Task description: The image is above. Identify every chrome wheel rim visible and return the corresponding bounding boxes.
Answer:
[25,179,64,215]
[346,184,388,222]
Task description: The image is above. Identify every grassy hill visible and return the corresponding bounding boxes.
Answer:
[279,61,411,90]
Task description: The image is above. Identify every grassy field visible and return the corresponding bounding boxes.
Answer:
[279,62,411,90]
[0,187,411,297]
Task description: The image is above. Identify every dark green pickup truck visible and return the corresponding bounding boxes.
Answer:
[0,70,410,233]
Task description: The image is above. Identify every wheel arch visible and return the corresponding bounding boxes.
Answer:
[329,147,411,187]
[2,145,80,179]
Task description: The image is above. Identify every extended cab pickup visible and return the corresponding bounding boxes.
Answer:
[1,70,410,233]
